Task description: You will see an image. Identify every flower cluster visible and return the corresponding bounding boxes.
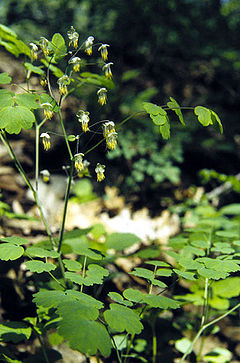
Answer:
[67,26,79,49]
[103,121,118,150]
[76,110,90,132]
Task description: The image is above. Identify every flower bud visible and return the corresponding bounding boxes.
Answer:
[97,88,107,106]
[67,26,79,49]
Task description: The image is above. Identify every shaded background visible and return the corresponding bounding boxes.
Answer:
[1,0,240,210]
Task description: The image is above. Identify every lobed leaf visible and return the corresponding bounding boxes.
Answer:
[0,236,28,245]
[130,267,154,280]
[194,106,212,126]
[0,243,24,261]
[0,105,35,134]
[106,232,140,250]
[25,246,59,258]
[0,321,32,343]
[50,33,67,62]
[104,303,143,335]
[15,93,40,109]
[0,73,12,84]
[62,259,82,271]
[25,260,56,273]
[108,292,133,307]
[143,102,167,116]
[173,269,197,281]
[167,97,185,125]
[145,260,170,267]
[144,295,179,309]
[24,62,45,75]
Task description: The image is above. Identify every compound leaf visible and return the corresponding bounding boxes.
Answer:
[143,102,167,116]
[123,288,145,303]
[159,119,170,139]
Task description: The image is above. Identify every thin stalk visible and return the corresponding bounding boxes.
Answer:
[0,131,56,249]
[57,159,74,253]
[180,302,240,363]
[58,110,73,160]
[152,323,157,363]
[123,334,135,363]
[35,122,40,192]
[81,256,87,292]
[35,331,50,363]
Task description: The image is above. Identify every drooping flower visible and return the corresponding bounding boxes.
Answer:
[97,88,107,106]
[95,163,105,182]
[40,77,48,87]
[67,26,79,49]
[106,131,118,150]
[98,44,110,61]
[39,37,50,57]
[29,42,38,61]
[57,75,70,95]
[69,57,81,72]
[76,110,90,132]
[41,103,54,120]
[40,133,51,151]
[102,121,116,138]
[102,62,113,79]
[40,169,50,183]
[74,153,85,172]
[85,36,94,55]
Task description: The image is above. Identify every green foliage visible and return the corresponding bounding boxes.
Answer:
[0,322,32,343]
[105,232,141,250]
[25,260,57,273]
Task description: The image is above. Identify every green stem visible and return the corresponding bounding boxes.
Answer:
[57,159,74,253]
[180,302,240,362]
[81,256,87,292]
[35,331,50,363]
[123,334,135,363]
[152,323,157,363]
[58,110,73,160]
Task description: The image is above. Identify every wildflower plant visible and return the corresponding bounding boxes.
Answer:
[0,23,231,363]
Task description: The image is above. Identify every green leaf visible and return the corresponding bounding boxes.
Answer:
[78,72,114,89]
[143,295,180,309]
[62,259,82,271]
[58,317,111,357]
[0,91,15,110]
[175,338,192,354]
[72,246,103,260]
[33,290,66,308]
[150,114,167,126]
[194,106,212,127]
[50,33,67,62]
[57,300,99,321]
[151,279,167,288]
[159,119,170,139]
[155,268,172,277]
[104,303,143,334]
[173,269,197,281]
[65,264,109,286]
[0,73,12,84]
[178,257,202,270]
[0,236,28,245]
[108,292,133,307]
[145,260,170,267]
[197,268,229,280]
[15,94,40,109]
[25,260,56,273]
[130,267,154,280]
[106,232,140,250]
[211,110,223,134]
[212,277,240,298]
[220,204,240,215]
[40,59,64,78]
[143,102,167,116]
[167,97,185,125]
[25,247,59,258]
[0,322,31,343]
[123,288,145,303]
[24,62,45,75]
[0,106,35,134]
[0,243,24,261]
